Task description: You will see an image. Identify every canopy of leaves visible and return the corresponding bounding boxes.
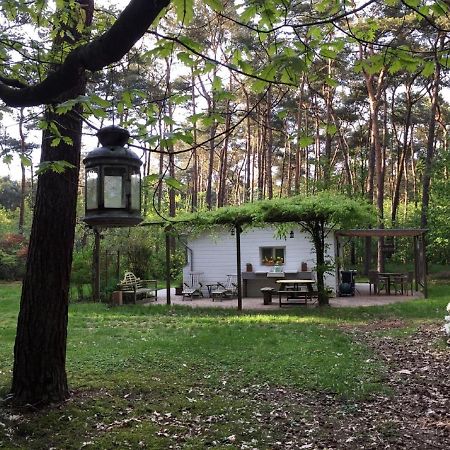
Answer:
[176,192,375,231]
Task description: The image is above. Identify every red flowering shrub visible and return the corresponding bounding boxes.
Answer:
[0,233,28,280]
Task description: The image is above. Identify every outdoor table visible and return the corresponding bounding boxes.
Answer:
[276,279,317,306]
[378,272,406,295]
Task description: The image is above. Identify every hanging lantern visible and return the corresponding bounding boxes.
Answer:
[82,125,143,228]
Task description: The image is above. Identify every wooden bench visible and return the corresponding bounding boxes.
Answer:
[278,290,318,306]
[118,272,157,304]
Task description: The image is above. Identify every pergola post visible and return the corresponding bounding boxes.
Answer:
[235,224,242,311]
[165,227,171,305]
[335,234,341,293]
[420,235,428,298]
[413,236,419,292]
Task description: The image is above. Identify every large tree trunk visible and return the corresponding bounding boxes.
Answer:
[11,0,91,407]
[11,105,83,406]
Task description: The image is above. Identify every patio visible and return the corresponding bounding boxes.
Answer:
[145,283,423,311]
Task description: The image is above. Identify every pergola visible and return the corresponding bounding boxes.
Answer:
[334,228,428,297]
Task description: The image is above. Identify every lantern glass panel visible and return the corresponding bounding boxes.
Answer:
[86,169,98,210]
[104,167,126,208]
[130,171,140,211]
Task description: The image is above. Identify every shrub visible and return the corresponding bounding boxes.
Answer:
[0,233,28,280]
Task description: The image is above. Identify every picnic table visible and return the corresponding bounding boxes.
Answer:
[276,279,318,306]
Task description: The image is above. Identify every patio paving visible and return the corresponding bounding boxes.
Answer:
[149,283,423,311]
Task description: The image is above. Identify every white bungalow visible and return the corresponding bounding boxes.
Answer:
[182,226,337,297]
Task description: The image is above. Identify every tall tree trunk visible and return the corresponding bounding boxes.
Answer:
[217,81,232,207]
[244,90,252,202]
[392,78,416,225]
[191,68,198,211]
[421,35,443,229]
[323,60,334,185]
[265,88,273,199]
[18,109,27,234]
[12,104,84,405]
[294,76,306,195]
[362,49,386,272]
[11,0,92,406]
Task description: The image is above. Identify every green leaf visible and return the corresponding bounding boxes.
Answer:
[307,26,322,40]
[51,137,61,147]
[299,136,314,148]
[216,90,236,102]
[431,2,446,15]
[203,0,224,12]
[163,116,177,125]
[91,95,110,108]
[252,78,268,94]
[172,0,194,25]
[240,5,257,22]
[165,176,185,191]
[320,48,337,59]
[178,51,196,67]
[122,91,132,107]
[19,155,32,167]
[187,113,205,124]
[212,75,223,91]
[144,174,161,184]
[36,160,76,175]
[62,136,73,145]
[178,36,204,53]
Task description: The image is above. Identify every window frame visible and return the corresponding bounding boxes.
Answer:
[260,246,285,265]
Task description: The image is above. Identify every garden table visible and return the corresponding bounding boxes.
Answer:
[276,279,317,306]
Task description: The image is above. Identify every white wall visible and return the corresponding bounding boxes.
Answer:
[183,227,337,295]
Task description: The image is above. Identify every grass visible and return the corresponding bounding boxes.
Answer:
[0,280,449,449]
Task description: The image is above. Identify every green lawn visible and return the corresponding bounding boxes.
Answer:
[0,281,449,449]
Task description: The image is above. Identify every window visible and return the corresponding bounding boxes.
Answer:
[260,247,285,265]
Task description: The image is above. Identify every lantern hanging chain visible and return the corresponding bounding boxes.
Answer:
[110,65,116,127]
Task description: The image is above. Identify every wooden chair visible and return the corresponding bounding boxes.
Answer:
[118,271,157,304]
[393,271,414,295]
[211,274,238,301]
[368,270,387,295]
[182,272,203,301]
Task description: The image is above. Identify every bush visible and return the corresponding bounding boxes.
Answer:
[0,233,27,280]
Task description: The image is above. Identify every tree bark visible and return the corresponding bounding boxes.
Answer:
[12,104,83,406]
[10,0,98,407]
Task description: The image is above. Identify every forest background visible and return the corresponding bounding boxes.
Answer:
[0,0,449,293]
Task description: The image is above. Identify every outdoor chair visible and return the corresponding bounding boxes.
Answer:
[392,271,414,295]
[182,272,204,301]
[368,270,387,295]
[211,274,238,301]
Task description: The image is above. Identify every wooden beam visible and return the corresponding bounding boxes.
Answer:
[336,228,427,238]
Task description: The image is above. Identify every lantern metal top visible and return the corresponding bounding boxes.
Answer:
[83,126,142,169]
[97,125,130,146]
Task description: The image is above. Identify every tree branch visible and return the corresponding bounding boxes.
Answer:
[0,0,170,107]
